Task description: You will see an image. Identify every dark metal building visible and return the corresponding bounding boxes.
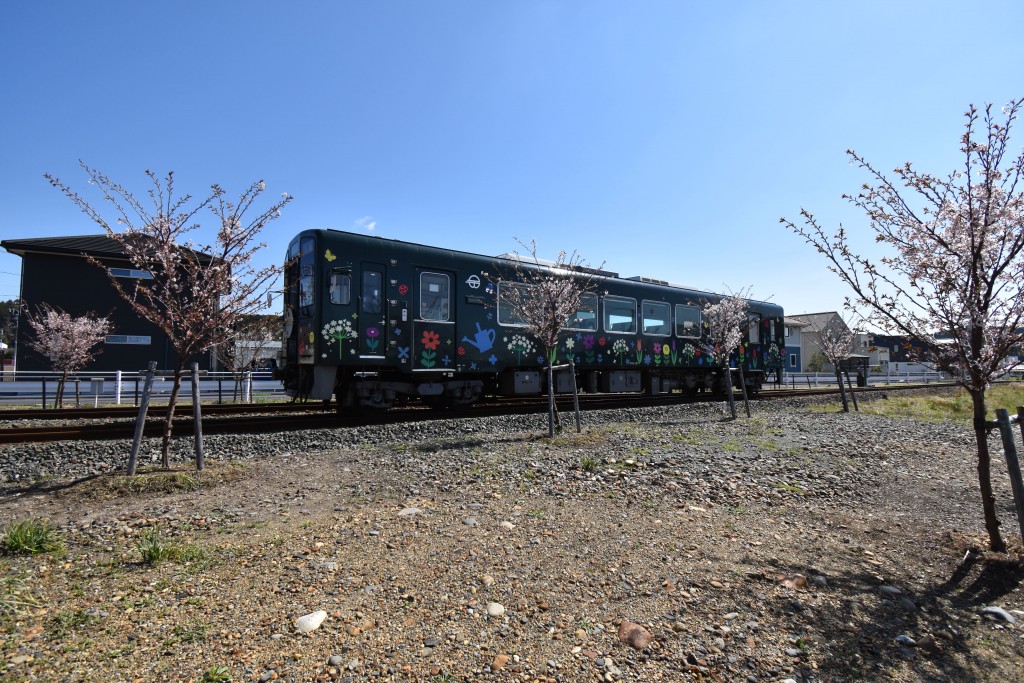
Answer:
[1,235,213,372]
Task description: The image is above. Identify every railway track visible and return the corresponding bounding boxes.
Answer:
[0,382,957,445]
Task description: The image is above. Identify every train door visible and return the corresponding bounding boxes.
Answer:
[358,263,387,358]
[290,234,317,364]
[412,268,455,371]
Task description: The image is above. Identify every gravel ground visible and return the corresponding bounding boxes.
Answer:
[1,393,1023,682]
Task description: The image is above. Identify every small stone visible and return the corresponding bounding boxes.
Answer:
[981,606,1017,623]
[482,575,495,586]
[617,620,653,650]
[500,521,516,530]
[492,654,510,670]
[328,656,344,667]
[398,507,421,516]
[462,517,478,527]
[879,585,902,597]
[486,602,506,617]
[917,634,940,653]
[895,635,916,647]
[295,610,327,633]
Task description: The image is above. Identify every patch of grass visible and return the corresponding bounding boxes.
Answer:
[137,530,213,569]
[0,576,38,616]
[162,621,208,648]
[200,666,233,683]
[772,481,807,495]
[580,456,598,472]
[51,609,99,638]
[810,383,1024,423]
[1,519,64,555]
[79,463,251,498]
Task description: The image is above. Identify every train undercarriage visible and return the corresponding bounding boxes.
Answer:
[281,364,766,412]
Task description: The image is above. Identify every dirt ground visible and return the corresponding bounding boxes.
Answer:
[1,401,1023,682]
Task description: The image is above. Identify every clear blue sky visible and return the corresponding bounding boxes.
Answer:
[2,1,1021,316]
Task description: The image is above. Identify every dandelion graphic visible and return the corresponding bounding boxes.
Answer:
[322,319,356,359]
[508,334,535,366]
[612,338,628,364]
[680,343,695,364]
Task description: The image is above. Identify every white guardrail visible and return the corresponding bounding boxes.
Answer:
[778,371,953,389]
[0,369,287,407]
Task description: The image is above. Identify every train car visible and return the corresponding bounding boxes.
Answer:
[279,229,785,410]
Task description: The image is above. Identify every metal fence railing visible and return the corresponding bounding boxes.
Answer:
[0,369,287,408]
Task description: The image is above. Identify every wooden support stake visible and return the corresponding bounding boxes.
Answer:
[845,371,859,412]
[569,356,581,433]
[738,365,751,418]
[127,361,157,476]
[191,363,205,472]
[996,408,1024,543]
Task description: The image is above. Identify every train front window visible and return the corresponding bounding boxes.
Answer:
[603,296,637,334]
[675,305,701,339]
[362,271,383,314]
[419,272,450,321]
[330,270,351,305]
[642,301,671,336]
[565,292,598,331]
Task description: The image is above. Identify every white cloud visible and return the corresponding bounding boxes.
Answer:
[354,216,377,232]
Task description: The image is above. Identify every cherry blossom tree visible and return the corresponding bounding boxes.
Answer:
[815,317,856,412]
[46,162,291,468]
[782,99,1024,552]
[26,304,111,408]
[702,290,752,417]
[498,241,602,436]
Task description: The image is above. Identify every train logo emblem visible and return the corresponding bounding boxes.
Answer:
[465,274,481,289]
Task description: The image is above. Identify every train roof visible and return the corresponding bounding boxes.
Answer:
[311,228,781,311]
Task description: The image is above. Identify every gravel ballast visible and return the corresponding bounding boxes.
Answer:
[1,395,1022,682]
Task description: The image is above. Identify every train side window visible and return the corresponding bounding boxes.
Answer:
[675,305,701,338]
[497,282,531,326]
[748,315,760,343]
[641,300,671,336]
[362,270,383,314]
[565,292,598,331]
[299,237,315,276]
[329,270,351,305]
[603,296,637,334]
[420,272,450,321]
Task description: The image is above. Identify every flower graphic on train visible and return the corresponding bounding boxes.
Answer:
[322,319,356,359]
[680,343,695,363]
[582,334,596,364]
[365,326,381,352]
[653,342,662,366]
[634,338,644,364]
[611,338,629,363]
[398,284,409,296]
[505,334,535,365]
[420,329,441,368]
[421,330,441,350]
[598,336,606,347]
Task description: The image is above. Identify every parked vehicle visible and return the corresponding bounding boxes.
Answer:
[278,230,785,410]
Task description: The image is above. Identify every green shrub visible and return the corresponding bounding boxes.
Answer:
[200,666,232,683]
[0,576,38,615]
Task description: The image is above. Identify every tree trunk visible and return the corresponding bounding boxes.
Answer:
[161,359,186,469]
[56,370,68,409]
[971,388,1006,552]
[547,363,555,438]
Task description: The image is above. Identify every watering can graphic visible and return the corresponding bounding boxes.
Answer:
[462,323,496,353]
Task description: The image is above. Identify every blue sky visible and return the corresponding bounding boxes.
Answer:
[2,1,1022,317]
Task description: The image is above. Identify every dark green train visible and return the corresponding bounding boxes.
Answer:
[280,229,785,410]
